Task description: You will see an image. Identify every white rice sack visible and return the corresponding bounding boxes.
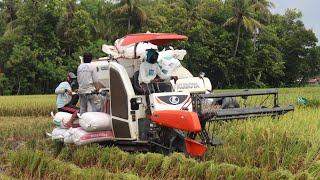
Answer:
[102,44,120,58]
[63,128,76,144]
[51,128,68,141]
[172,49,187,60]
[116,41,158,59]
[158,50,181,76]
[162,49,187,60]
[51,112,79,129]
[72,127,114,145]
[79,112,112,132]
[171,66,193,79]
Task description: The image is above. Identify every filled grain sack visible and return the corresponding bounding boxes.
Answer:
[51,112,79,129]
[157,50,182,76]
[72,127,114,145]
[171,66,193,79]
[51,127,68,141]
[79,112,112,132]
[63,128,76,144]
[115,40,158,59]
[156,49,192,79]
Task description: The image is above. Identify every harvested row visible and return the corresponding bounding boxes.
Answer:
[6,149,139,180]
[9,146,320,179]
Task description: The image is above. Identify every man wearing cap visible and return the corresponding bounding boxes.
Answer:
[55,72,79,127]
[138,49,177,93]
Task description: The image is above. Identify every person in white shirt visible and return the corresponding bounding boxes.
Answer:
[77,52,101,115]
[138,49,177,93]
[55,72,79,127]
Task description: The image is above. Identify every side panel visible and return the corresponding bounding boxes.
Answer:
[110,67,128,119]
[112,119,131,138]
[109,62,138,139]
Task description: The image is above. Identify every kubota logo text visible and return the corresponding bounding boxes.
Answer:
[177,83,200,89]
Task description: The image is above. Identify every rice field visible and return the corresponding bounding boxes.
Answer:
[1,87,320,179]
[0,95,56,116]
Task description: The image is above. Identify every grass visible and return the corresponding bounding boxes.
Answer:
[1,87,320,179]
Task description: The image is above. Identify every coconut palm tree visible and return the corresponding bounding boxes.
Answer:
[223,0,262,57]
[182,0,212,29]
[251,0,274,15]
[111,0,146,33]
[250,0,274,51]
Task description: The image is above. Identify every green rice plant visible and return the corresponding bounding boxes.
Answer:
[143,153,164,175]
[6,149,139,180]
[307,160,320,178]
[160,156,172,177]
[72,145,101,167]
[186,161,210,179]
[133,153,146,172]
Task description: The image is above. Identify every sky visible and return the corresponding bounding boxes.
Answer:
[271,0,320,44]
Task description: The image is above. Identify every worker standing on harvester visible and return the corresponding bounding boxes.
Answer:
[55,72,79,127]
[77,52,101,115]
[138,49,177,93]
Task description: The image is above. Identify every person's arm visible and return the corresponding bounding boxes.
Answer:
[55,82,67,94]
[91,63,98,90]
[157,65,170,80]
[156,65,178,83]
[55,82,72,95]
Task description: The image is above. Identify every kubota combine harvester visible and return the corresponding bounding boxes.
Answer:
[79,33,294,157]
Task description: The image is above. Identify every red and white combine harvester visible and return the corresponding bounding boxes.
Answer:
[51,33,294,157]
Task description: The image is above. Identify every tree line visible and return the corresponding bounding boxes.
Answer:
[0,0,319,95]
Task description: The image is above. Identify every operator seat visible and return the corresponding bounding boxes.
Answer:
[132,71,145,95]
[132,71,173,94]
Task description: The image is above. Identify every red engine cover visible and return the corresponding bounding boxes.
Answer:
[150,110,201,132]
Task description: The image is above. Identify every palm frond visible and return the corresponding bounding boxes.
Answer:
[223,17,238,27]
[251,0,274,14]
[133,6,147,23]
[243,16,261,33]
[111,5,129,16]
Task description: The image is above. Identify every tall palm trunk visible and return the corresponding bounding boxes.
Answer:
[253,32,257,52]
[127,17,131,33]
[234,21,241,57]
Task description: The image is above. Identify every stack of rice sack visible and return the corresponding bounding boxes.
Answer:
[157,49,193,79]
[50,112,113,145]
[102,41,158,60]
